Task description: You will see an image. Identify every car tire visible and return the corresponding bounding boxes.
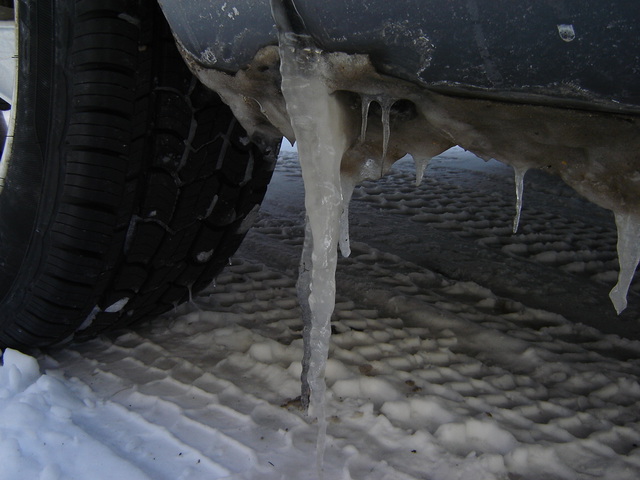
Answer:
[0,0,277,349]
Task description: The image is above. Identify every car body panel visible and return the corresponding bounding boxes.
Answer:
[159,0,640,114]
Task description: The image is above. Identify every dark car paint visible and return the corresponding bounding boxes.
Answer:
[159,0,640,115]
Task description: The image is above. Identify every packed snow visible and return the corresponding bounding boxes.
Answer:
[1,147,639,479]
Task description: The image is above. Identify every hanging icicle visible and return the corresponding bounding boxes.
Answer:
[360,95,374,143]
[338,175,358,258]
[609,211,640,314]
[512,166,528,234]
[381,98,395,167]
[413,155,431,187]
[274,11,354,474]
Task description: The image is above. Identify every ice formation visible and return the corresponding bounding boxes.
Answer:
[338,181,353,258]
[189,0,640,318]
[277,31,348,473]
[512,166,528,234]
[380,98,394,170]
[185,2,640,469]
[296,218,314,409]
[414,156,431,187]
[610,212,640,314]
[360,96,373,142]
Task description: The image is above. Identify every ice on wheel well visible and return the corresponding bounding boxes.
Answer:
[186,38,640,319]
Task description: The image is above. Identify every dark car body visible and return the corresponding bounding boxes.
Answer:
[159,0,640,115]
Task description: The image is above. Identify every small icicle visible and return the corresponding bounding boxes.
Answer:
[512,166,528,234]
[413,155,431,187]
[381,98,395,166]
[339,174,357,258]
[359,95,373,143]
[609,211,640,314]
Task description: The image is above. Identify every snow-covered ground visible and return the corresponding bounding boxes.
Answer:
[1,147,639,479]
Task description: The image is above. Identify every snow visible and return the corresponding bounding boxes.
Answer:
[0,349,150,480]
[1,148,639,479]
[105,298,130,314]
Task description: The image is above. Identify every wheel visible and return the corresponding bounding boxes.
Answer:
[0,0,278,350]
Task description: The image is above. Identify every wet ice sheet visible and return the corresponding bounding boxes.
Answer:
[230,34,640,478]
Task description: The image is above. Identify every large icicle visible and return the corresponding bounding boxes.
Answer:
[275,23,353,477]
[609,212,640,314]
[512,166,528,234]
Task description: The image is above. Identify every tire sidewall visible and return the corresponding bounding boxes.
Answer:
[0,0,69,317]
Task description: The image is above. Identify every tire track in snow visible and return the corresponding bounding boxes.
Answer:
[42,150,640,479]
[50,338,301,478]
[47,253,640,479]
